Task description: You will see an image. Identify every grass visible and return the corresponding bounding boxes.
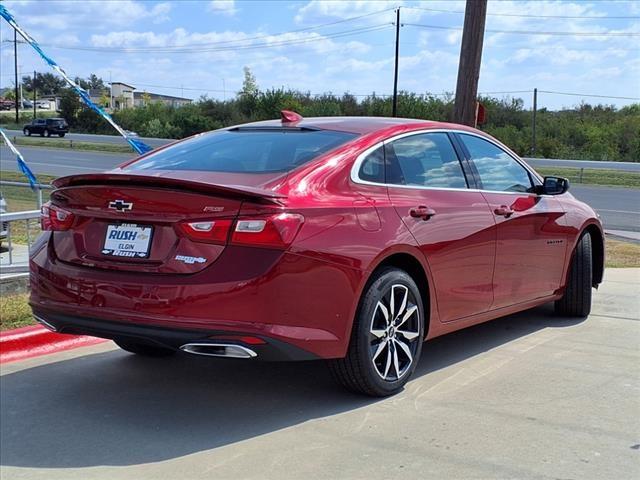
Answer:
[536,167,640,189]
[5,135,135,154]
[606,239,640,268]
[0,293,33,331]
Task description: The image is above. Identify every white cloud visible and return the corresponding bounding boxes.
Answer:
[2,0,172,30]
[207,0,237,16]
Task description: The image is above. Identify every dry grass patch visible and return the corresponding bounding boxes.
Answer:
[606,239,640,268]
[0,293,34,331]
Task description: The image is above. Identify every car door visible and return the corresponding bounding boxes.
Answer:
[33,120,44,134]
[456,133,568,309]
[384,131,496,322]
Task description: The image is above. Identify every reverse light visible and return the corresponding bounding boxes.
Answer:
[178,219,232,244]
[231,213,304,249]
[41,202,75,231]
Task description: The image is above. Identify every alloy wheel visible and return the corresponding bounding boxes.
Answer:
[369,284,421,381]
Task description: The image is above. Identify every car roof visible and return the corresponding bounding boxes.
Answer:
[239,116,476,135]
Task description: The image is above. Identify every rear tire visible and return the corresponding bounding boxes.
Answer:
[23,128,29,136]
[555,233,593,317]
[59,133,65,138]
[114,339,176,357]
[328,267,425,397]
[45,129,51,137]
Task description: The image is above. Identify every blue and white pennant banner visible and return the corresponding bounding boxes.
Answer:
[0,128,38,188]
[0,5,152,155]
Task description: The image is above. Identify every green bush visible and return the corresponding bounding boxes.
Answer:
[4,86,638,161]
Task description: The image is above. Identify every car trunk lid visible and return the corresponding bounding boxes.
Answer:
[49,171,286,274]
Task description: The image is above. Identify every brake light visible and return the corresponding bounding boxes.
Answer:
[178,219,233,244]
[231,213,304,248]
[41,202,74,231]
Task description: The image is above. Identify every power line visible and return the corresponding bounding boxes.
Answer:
[405,6,640,20]
[538,90,640,100]
[405,23,640,37]
[7,8,395,54]
[10,24,392,54]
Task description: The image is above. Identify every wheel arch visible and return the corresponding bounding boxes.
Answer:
[582,223,604,287]
[362,250,432,339]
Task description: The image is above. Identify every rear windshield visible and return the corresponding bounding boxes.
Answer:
[125,128,358,173]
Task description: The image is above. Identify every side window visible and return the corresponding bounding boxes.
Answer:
[384,133,467,188]
[358,146,385,183]
[459,134,533,193]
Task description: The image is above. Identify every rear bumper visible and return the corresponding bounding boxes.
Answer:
[32,308,318,361]
[29,234,364,359]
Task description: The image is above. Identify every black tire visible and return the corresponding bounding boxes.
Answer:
[555,233,593,317]
[23,128,29,136]
[114,339,176,357]
[45,129,51,137]
[39,130,45,137]
[59,133,65,138]
[328,267,425,397]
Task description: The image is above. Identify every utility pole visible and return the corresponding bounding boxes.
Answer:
[33,70,37,119]
[14,29,19,123]
[531,88,538,156]
[453,0,488,126]
[392,7,401,117]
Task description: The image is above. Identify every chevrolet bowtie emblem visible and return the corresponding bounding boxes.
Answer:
[108,199,133,212]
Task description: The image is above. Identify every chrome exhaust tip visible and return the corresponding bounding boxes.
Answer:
[33,314,57,332]
[179,343,257,359]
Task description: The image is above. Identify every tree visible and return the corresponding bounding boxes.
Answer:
[141,91,152,106]
[22,73,66,95]
[240,66,258,97]
[58,88,81,125]
[99,91,110,108]
[74,74,106,91]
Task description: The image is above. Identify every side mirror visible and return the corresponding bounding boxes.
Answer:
[540,176,569,195]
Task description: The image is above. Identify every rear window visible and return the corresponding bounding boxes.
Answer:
[126,128,358,173]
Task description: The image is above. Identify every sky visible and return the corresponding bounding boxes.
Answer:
[0,0,639,110]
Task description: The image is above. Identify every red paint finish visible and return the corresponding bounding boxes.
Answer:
[29,117,603,361]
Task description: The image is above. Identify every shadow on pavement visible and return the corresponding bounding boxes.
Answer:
[0,303,584,468]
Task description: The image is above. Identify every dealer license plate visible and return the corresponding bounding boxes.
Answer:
[102,223,153,258]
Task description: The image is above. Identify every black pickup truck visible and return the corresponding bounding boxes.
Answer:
[23,118,69,137]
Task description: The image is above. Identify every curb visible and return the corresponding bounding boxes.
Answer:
[0,325,107,365]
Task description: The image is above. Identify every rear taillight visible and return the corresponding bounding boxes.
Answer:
[177,213,304,249]
[41,202,74,231]
[177,219,232,244]
[231,213,304,248]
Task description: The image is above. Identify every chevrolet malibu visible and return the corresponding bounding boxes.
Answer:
[29,113,604,396]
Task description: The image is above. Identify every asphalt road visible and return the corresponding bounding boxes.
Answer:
[0,144,133,177]
[1,268,638,480]
[2,129,171,149]
[1,145,639,231]
[571,185,640,232]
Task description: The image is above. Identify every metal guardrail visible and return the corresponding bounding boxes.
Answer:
[0,210,40,267]
[0,180,53,209]
[0,181,51,269]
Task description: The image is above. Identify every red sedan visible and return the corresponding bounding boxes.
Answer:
[30,113,604,396]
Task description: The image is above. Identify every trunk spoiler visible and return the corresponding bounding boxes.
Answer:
[52,173,286,203]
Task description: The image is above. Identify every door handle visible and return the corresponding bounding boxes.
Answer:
[409,206,436,220]
[494,205,514,217]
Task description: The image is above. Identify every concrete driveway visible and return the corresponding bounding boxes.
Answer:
[1,269,639,480]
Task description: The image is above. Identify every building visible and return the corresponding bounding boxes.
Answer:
[111,82,135,110]
[133,91,192,108]
[86,82,192,111]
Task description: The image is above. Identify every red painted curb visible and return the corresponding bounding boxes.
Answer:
[0,325,107,364]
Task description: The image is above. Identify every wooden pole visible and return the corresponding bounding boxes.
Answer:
[453,0,488,126]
